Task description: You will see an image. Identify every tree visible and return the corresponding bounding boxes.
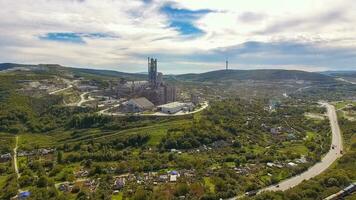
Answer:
[175,183,190,196]
[19,175,33,187]
[133,188,151,200]
[37,176,48,187]
[57,151,63,164]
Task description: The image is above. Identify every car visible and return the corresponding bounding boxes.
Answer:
[245,190,258,196]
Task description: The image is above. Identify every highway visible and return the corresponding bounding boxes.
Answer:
[229,102,343,199]
[336,78,356,85]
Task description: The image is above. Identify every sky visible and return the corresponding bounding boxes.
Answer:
[0,0,356,74]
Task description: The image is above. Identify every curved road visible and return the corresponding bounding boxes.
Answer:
[98,101,209,117]
[49,84,73,95]
[229,102,343,199]
[336,78,356,85]
[77,92,94,106]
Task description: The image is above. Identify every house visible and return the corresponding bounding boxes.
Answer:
[287,162,297,167]
[38,148,54,155]
[0,153,12,162]
[126,97,154,112]
[266,162,275,167]
[84,179,96,187]
[58,182,72,192]
[113,178,126,190]
[170,175,177,182]
[159,175,168,182]
[75,169,89,177]
[169,170,180,182]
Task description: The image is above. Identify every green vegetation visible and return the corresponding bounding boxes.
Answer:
[177,69,335,83]
[1,66,355,200]
[58,87,81,105]
[112,192,123,200]
[252,105,356,200]
[4,98,330,199]
[18,134,55,150]
[204,177,215,193]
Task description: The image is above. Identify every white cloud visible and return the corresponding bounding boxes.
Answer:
[0,0,355,73]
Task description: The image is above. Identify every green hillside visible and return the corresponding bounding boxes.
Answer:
[0,63,146,80]
[176,69,335,83]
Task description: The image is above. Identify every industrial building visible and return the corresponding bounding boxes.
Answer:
[147,57,176,105]
[158,102,194,114]
[126,97,154,112]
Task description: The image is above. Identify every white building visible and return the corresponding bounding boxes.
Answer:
[158,102,194,114]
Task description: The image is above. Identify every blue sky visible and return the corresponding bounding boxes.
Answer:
[0,0,355,74]
[160,3,212,36]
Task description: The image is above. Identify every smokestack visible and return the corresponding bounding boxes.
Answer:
[148,57,150,71]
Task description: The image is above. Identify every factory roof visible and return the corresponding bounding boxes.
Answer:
[129,97,154,109]
[158,102,186,108]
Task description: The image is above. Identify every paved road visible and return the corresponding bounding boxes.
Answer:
[98,101,209,117]
[260,103,343,192]
[336,78,356,85]
[228,102,343,199]
[13,136,20,178]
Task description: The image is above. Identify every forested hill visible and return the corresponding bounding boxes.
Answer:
[176,69,335,83]
[321,71,356,78]
[0,63,146,80]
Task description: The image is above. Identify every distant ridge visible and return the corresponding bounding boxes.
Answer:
[176,69,335,82]
[0,63,336,82]
[320,70,356,78]
[0,63,147,80]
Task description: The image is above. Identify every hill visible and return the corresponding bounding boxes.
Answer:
[0,63,146,80]
[321,70,356,78]
[176,69,335,83]
[1,63,339,83]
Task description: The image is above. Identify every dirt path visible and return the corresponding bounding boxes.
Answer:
[13,136,20,179]
[49,84,73,95]
[77,92,92,106]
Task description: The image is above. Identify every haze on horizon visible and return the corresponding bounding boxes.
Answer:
[1,0,356,74]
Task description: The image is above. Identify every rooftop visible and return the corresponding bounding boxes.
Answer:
[129,97,154,109]
[158,102,186,108]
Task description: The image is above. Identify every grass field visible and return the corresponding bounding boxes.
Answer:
[112,192,123,200]
[0,133,15,153]
[5,118,191,152]
[334,101,356,110]
[56,119,191,146]
[0,175,8,189]
[203,177,215,193]
[18,133,56,150]
[306,131,316,141]
[279,142,309,155]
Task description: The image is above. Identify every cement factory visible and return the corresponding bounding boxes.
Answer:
[18,57,206,116]
[113,57,202,115]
